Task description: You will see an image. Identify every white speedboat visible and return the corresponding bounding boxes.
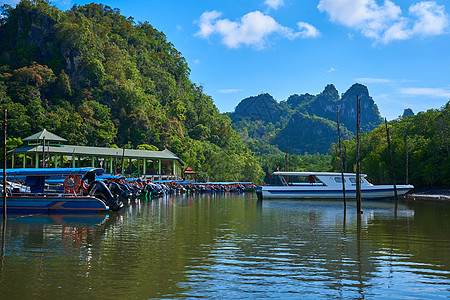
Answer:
[259,172,414,200]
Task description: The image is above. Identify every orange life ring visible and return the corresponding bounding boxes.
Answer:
[63,174,82,194]
[79,179,88,192]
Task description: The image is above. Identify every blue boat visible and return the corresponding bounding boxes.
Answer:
[1,168,110,214]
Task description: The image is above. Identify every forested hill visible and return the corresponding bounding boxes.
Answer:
[0,0,264,182]
[228,84,384,155]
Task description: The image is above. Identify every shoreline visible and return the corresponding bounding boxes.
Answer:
[405,186,450,202]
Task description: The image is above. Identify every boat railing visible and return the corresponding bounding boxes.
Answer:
[8,192,92,198]
[290,183,324,186]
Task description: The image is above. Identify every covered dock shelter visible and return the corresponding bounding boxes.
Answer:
[7,129,184,179]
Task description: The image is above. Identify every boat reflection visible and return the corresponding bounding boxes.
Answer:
[6,213,109,226]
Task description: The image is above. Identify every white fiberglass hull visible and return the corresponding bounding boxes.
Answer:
[261,185,414,200]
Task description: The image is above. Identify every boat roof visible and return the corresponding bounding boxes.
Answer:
[0,167,104,177]
[273,171,367,177]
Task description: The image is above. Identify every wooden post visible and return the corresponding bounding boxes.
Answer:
[72,149,75,168]
[344,146,347,173]
[285,148,288,172]
[336,106,346,209]
[405,136,409,185]
[356,96,362,214]
[121,148,125,174]
[385,118,398,201]
[3,109,7,217]
[335,146,338,172]
[42,137,45,168]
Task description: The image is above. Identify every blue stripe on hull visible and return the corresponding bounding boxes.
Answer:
[1,196,108,214]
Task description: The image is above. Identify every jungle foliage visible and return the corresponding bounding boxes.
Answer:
[0,0,264,182]
[332,103,450,187]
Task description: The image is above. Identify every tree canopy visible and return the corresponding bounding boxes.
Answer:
[0,0,264,182]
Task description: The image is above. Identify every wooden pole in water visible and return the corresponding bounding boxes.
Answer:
[356,96,362,214]
[405,136,409,185]
[285,148,288,172]
[336,106,346,209]
[335,145,338,172]
[344,145,347,173]
[3,109,7,217]
[385,118,398,201]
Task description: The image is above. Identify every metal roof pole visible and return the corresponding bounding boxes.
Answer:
[158,160,161,175]
[143,159,146,175]
[137,158,141,176]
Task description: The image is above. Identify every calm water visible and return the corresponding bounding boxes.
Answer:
[0,193,449,299]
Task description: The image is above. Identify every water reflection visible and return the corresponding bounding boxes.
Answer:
[0,195,448,299]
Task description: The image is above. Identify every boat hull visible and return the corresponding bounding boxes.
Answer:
[1,195,109,214]
[262,185,413,200]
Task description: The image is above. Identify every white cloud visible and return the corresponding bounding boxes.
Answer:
[196,10,223,39]
[327,67,337,73]
[409,1,448,36]
[219,89,242,93]
[399,87,450,98]
[317,0,449,44]
[265,0,285,10]
[195,10,320,49]
[297,22,321,38]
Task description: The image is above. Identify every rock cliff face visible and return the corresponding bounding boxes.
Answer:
[339,83,383,133]
[234,93,281,123]
[0,6,84,88]
[229,84,383,154]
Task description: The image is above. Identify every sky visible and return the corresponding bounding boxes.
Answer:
[2,0,450,120]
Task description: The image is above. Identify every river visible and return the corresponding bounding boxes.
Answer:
[0,193,449,299]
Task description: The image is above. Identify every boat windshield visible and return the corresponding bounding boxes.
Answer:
[334,177,344,183]
[349,177,363,183]
[276,174,324,186]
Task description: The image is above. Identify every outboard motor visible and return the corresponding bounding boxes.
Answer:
[108,182,130,202]
[88,181,124,212]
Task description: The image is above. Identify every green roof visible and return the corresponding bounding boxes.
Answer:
[22,129,67,142]
[8,145,183,164]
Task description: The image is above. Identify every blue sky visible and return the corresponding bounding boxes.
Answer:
[3,0,450,120]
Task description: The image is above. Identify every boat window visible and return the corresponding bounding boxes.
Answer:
[334,177,344,183]
[349,178,363,183]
